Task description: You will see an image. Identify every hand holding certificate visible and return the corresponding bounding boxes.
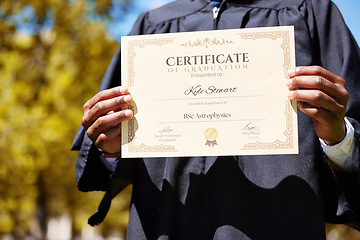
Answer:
[121,26,298,158]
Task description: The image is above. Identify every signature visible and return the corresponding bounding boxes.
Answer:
[159,127,174,134]
[243,122,260,134]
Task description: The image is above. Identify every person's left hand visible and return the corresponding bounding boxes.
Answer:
[287,66,349,146]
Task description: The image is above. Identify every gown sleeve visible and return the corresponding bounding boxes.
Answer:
[309,0,360,227]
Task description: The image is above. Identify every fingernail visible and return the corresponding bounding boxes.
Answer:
[288,67,301,76]
[124,109,133,118]
[286,78,292,86]
[120,86,128,94]
[123,95,132,103]
[288,91,294,98]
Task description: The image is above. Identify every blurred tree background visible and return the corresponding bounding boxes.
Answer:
[0,0,360,239]
[0,0,132,239]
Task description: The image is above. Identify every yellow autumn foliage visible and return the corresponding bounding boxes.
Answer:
[0,0,131,238]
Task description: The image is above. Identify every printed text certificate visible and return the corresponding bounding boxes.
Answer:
[121,26,298,158]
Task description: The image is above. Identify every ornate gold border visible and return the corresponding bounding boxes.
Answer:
[239,31,295,150]
[125,30,295,154]
[127,38,177,153]
[127,38,175,87]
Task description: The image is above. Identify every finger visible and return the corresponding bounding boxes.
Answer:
[95,124,121,150]
[82,95,133,129]
[86,109,133,142]
[83,86,129,113]
[297,101,345,143]
[287,75,347,104]
[288,89,345,113]
[288,66,345,85]
[297,101,333,122]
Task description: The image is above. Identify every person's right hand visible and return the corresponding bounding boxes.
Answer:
[81,86,133,155]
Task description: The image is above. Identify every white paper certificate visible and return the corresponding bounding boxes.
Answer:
[121,26,298,158]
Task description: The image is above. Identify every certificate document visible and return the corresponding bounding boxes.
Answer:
[121,26,298,158]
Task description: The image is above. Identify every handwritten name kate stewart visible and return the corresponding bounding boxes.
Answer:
[184,85,237,97]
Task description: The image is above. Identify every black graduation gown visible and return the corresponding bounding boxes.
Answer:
[72,0,360,239]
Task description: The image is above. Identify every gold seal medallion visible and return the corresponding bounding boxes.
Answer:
[204,128,218,147]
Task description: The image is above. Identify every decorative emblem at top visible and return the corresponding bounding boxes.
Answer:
[181,37,233,48]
